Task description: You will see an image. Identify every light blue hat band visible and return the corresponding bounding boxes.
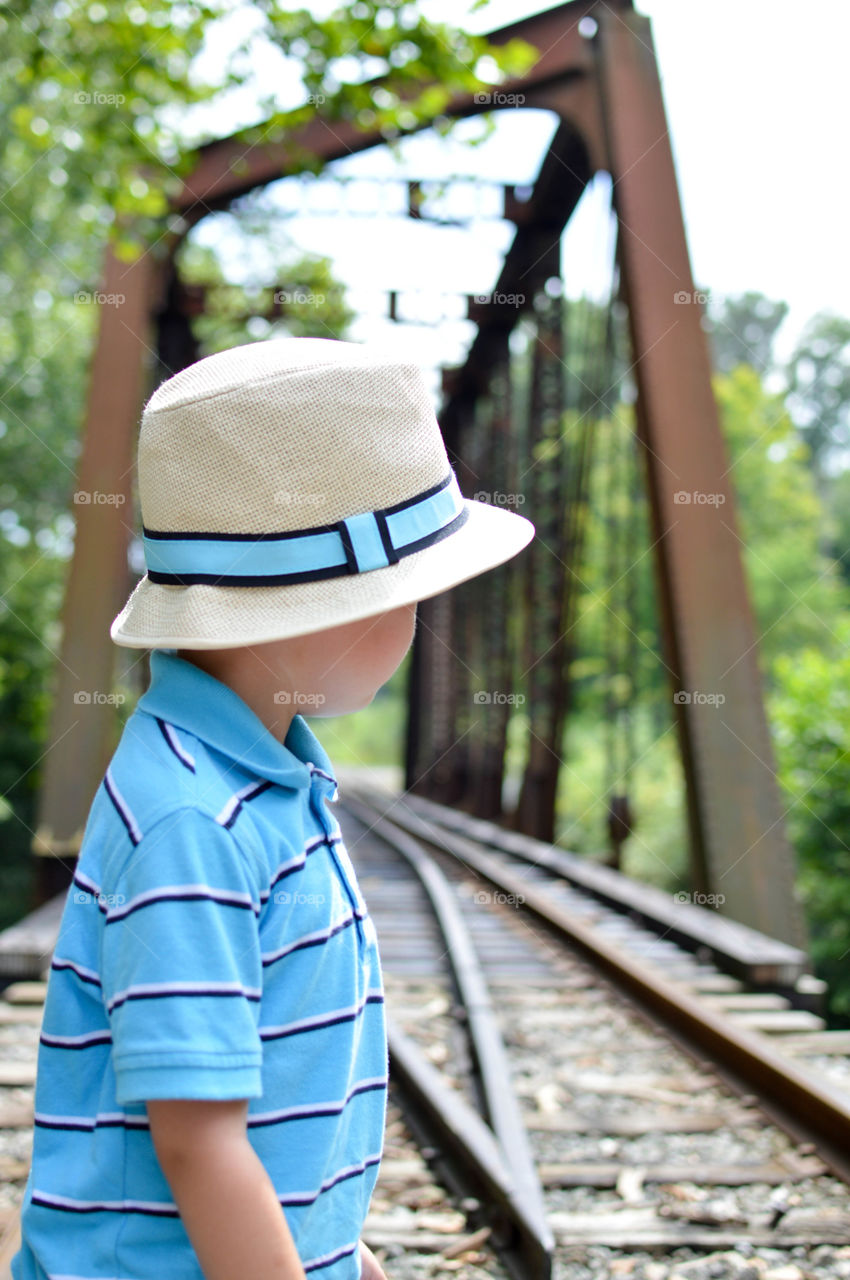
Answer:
[144,471,467,587]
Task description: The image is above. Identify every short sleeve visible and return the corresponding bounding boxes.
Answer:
[99,808,265,1105]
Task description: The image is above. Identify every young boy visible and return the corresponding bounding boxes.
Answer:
[12,337,534,1280]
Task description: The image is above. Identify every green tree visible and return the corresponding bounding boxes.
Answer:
[786,312,850,479]
[824,466,850,589]
[705,290,789,377]
[715,364,846,669]
[771,627,850,1022]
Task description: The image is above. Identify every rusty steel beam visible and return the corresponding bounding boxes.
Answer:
[172,0,607,223]
[594,8,806,946]
[33,245,163,889]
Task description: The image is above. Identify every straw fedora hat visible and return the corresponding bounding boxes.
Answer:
[110,337,534,649]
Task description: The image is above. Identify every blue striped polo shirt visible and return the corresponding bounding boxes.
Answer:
[12,650,387,1280]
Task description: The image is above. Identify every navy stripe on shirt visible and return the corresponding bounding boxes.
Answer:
[305,1242,360,1273]
[70,833,335,918]
[40,991,383,1053]
[155,718,196,772]
[106,980,262,1013]
[50,957,102,987]
[39,1029,113,1050]
[34,1075,387,1135]
[259,990,384,1043]
[247,1076,387,1129]
[103,768,142,846]
[216,779,274,829]
[29,1153,382,1218]
[104,883,261,925]
[261,908,366,967]
[262,833,342,899]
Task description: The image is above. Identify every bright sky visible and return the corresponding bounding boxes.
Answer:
[189,0,850,381]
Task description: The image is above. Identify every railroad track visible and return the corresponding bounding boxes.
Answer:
[1,783,850,1279]
[337,781,850,1280]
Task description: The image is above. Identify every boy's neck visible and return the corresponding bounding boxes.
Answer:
[175,648,296,744]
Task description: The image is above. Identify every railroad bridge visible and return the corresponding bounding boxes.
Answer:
[3,4,850,1276]
[30,0,804,949]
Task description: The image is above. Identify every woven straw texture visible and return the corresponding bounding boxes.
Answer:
[112,337,534,648]
[140,338,445,533]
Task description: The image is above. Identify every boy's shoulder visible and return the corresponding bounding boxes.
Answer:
[80,715,316,892]
[75,650,335,887]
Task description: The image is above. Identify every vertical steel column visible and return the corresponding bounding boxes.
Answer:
[406,389,473,800]
[465,334,516,819]
[515,280,570,842]
[595,9,805,944]
[32,243,160,900]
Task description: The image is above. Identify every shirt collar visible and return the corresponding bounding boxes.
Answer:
[136,650,337,792]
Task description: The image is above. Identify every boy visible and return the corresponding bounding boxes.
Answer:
[12,337,534,1279]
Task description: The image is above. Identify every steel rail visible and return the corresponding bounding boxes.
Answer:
[341,796,554,1278]
[402,794,808,989]
[385,1019,552,1280]
[344,784,850,1185]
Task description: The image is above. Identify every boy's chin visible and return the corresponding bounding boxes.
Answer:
[310,689,377,718]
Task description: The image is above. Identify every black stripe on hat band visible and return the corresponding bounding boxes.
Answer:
[145,510,468,588]
[142,472,467,587]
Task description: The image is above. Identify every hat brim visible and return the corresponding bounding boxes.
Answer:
[110,500,534,650]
